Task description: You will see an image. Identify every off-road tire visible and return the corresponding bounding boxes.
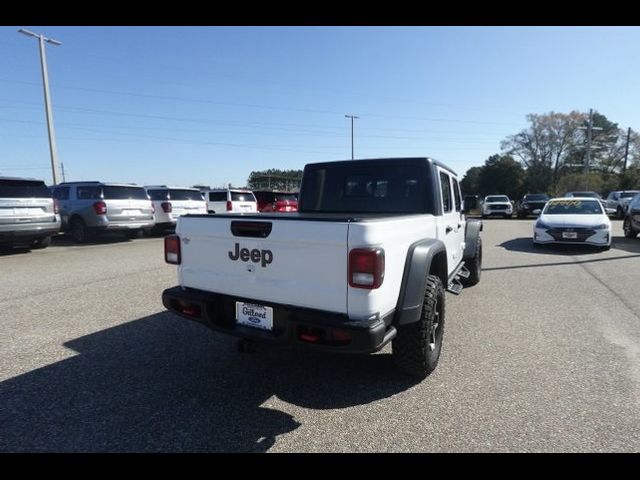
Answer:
[462,237,482,286]
[70,217,89,243]
[392,274,445,379]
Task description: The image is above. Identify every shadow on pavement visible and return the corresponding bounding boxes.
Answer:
[50,233,136,247]
[498,237,605,256]
[0,312,417,452]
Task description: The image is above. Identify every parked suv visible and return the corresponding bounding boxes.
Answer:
[481,195,513,218]
[145,186,207,233]
[205,189,257,214]
[516,193,549,218]
[51,182,154,242]
[0,176,60,249]
[623,193,640,239]
[605,190,640,219]
[253,190,298,212]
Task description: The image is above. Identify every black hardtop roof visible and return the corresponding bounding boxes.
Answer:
[304,157,458,177]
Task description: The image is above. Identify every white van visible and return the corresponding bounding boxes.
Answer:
[205,189,257,214]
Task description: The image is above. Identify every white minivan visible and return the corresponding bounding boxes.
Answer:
[145,186,207,232]
[205,189,257,214]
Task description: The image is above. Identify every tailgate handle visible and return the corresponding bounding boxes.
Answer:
[231,221,272,238]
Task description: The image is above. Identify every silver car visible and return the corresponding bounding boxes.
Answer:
[51,182,154,242]
[0,176,61,249]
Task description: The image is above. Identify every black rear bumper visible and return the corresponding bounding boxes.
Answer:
[162,286,396,354]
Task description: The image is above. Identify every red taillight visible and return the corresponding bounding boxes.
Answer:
[226,200,232,211]
[93,201,107,215]
[348,248,385,289]
[161,202,172,213]
[165,235,181,264]
[53,198,59,214]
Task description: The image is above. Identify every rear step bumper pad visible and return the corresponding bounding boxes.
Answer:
[162,285,395,354]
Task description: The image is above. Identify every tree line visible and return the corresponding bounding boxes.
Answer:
[247,169,303,191]
[460,111,640,199]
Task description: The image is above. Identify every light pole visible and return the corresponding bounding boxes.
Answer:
[577,109,603,191]
[345,114,359,160]
[18,28,62,185]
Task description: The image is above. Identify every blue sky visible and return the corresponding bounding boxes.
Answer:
[1,26,639,187]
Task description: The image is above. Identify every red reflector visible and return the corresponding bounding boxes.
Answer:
[299,333,319,343]
[331,329,352,342]
[164,235,181,264]
[348,248,385,289]
[182,306,198,316]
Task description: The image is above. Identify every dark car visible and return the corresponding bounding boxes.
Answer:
[253,191,299,213]
[516,193,550,218]
[623,192,640,239]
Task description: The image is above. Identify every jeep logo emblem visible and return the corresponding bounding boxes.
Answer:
[228,243,273,268]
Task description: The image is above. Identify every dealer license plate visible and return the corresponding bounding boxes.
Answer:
[236,302,273,331]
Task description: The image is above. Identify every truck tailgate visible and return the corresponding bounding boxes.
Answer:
[177,216,349,314]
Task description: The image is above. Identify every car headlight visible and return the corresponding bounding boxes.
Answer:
[536,220,551,229]
[593,223,609,230]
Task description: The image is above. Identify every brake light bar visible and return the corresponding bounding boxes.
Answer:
[165,235,181,264]
[348,248,385,289]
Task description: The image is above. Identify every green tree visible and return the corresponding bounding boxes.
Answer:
[477,154,525,199]
[247,169,303,191]
[459,166,482,195]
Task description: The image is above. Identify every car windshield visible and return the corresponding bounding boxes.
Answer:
[274,193,297,202]
[0,179,51,198]
[486,196,509,202]
[544,199,603,215]
[169,189,203,201]
[102,186,149,200]
[524,194,549,201]
[620,191,640,198]
[231,192,256,202]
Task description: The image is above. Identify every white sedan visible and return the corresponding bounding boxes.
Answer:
[533,197,611,250]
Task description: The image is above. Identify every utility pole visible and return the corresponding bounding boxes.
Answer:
[578,109,603,191]
[345,114,359,160]
[623,127,631,173]
[18,28,62,185]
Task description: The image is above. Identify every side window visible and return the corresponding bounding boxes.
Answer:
[52,187,70,200]
[439,171,452,213]
[452,178,462,212]
[76,186,101,200]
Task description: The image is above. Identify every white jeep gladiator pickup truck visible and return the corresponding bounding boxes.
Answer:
[162,158,483,378]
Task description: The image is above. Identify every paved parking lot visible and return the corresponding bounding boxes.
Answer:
[1,220,639,452]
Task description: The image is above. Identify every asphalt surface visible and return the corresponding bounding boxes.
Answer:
[1,221,639,452]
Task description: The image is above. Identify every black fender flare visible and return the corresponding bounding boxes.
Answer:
[463,219,483,259]
[394,238,447,326]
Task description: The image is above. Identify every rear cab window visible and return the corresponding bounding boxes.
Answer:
[299,160,431,214]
